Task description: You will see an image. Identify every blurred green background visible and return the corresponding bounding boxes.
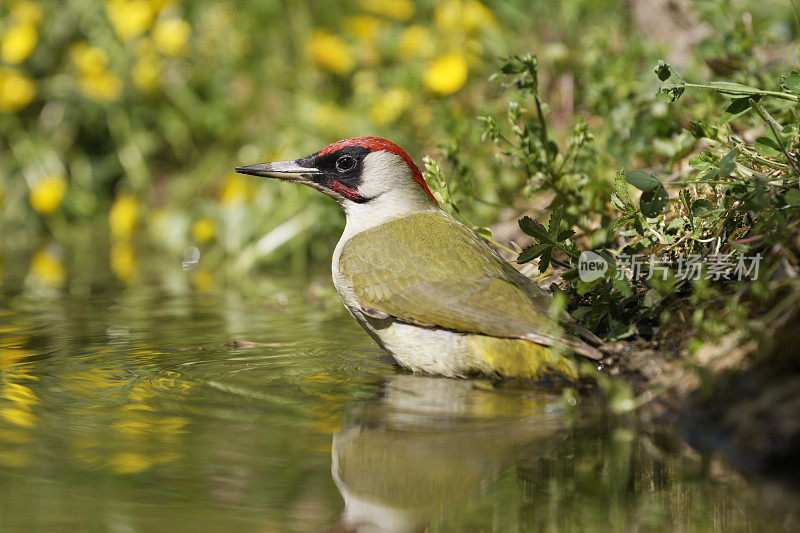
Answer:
[0,0,797,295]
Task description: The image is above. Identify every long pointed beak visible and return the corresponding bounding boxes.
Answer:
[234,160,320,181]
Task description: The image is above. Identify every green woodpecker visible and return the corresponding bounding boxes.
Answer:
[236,137,601,379]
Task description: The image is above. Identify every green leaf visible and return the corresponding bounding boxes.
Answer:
[519,216,552,243]
[612,277,634,298]
[474,226,494,240]
[548,206,564,239]
[754,136,782,157]
[708,81,761,97]
[614,169,636,210]
[517,242,551,263]
[781,71,800,94]
[719,97,752,125]
[688,120,719,140]
[691,198,714,216]
[718,149,738,175]
[557,229,576,242]
[640,185,669,217]
[689,152,714,170]
[538,247,553,273]
[626,170,662,192]
[653,60,685,102]
[785,189,800,206]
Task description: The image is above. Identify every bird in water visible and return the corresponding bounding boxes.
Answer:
[236,137,601,380]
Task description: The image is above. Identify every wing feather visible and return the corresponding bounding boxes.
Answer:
[340,212,581,344]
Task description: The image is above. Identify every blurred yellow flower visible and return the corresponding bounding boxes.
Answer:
[219,173,255,205]
[312,102,349,131]
[79,72,123,101]
[9,1,43,26]
[434,0,496,34]
[191,218,216,243]
[369,87,411,125]
[110,240,136,282]
[360,0,415,20]
[461,0,497,33]
[1,23,38,64]
[0,67,35,112]
[398,25,435,59]
[106,0,155,42]
[345,16,383,42]
[432,0,460,32]
[352,70,379,97]
[70,42,108,75]
[70,42,123,101]
[109,193,139,238]
[132,53,160,92]
[424,52,468,95]
[305,30,354,75]
[30,248,66,288]
[153,18,191,57]
[29,174,66,215]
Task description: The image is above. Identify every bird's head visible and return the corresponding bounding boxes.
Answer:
[235,137,437,210]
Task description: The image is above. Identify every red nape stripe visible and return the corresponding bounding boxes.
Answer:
[328,180,366,202]
[317,137,438,204]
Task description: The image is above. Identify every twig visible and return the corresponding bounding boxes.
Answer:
[749,98,800,180]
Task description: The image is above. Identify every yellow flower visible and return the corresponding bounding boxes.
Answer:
[132,53,160,92]
[109,193,139,238]
[80,72,123,101]
[352,70,379,97]
[29,174,67,215]
[360,0,415,20]
[434,1,496,34]
[424,52,468,95]
[191,218,216,243]
[0,67,35,112]
[312,102,349,131]
[461,0,497,33]
[369,87,411,125]
[305,30,354,75]
[398,25,435,59]
[30,248,66,288]
[110,240,136,282]
[219,173,255,205]
[10,1,43,26]
[70,42,123,100]
[106,0,155,42]
[153,18,190,57]
[433,0,461,33]
[70,42,108,75]
[1,23,38,64]
[345,16,383,42]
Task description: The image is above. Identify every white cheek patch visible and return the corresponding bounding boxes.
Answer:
[357,151,416,200]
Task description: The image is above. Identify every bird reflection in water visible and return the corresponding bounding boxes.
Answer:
[330,374,568,532]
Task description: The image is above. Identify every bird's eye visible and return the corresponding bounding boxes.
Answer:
[335,156,356,172]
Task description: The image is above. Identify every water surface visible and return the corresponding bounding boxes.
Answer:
[0,273,797,531]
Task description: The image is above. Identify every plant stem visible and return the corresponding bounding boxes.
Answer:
[749,98,800,179]
[684,83,800,103]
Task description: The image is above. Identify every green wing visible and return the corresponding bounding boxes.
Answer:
[339,211,558,341]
